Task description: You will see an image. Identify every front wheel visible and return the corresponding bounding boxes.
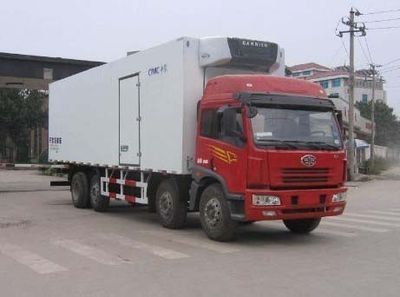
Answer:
[283,218,321,234]
[199,184,237,242]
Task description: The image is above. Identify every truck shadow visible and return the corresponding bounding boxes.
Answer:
[103,204,334,246]
[234,224,330,246]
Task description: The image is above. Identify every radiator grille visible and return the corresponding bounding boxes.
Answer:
[281,168,330,184]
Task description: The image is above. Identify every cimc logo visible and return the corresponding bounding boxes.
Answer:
[301,154,317,167]
[147,64,167,76]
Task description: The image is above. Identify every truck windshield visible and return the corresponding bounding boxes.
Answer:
[251,107,342,150]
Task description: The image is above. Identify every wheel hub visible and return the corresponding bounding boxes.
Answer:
[72,180,80,201]
[90,182,100,203]
[159,192,173,218]
[204,198,222,227]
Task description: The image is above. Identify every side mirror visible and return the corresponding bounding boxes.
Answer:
[335,110,343,126]
[335,110,344,139]
[247,105,258,118]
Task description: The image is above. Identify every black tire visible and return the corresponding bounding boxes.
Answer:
[283,218,321,234]
[155,178,187,229]
[89,174,110,212]
[71,172,89,208]
[199,184,237,242]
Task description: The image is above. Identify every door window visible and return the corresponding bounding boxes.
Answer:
[200,108,244,147]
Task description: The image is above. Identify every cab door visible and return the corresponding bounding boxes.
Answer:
[196,107,247,193]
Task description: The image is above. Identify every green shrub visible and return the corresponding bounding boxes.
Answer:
[41,167,65,177]
[364,157,390,175]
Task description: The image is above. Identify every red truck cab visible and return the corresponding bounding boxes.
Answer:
[191,75,347,241]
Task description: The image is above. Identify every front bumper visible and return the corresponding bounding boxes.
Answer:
[243,187,347,221]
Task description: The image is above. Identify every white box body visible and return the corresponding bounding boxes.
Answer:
[49,37,285,174]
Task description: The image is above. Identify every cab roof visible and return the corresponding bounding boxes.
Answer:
[203,75,327,100]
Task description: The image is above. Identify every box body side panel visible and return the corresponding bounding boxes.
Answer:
[49,65,118,166]
[49,39,192,173]
[140,41,186,173]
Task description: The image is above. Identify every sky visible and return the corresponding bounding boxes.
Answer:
[1,0,399,115]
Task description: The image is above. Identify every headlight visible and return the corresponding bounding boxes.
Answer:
[252,195,281,206]
[332,192,347,203]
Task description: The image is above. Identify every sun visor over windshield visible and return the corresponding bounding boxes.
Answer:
[235,93,335,110]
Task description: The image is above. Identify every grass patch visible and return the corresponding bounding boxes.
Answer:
[41,167,66,177]
[364,157,391,175]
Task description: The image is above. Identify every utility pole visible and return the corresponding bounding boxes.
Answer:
[370,63,376,169]
[348,9,356,181]
[369,63,381,170]
[337,7,365,181]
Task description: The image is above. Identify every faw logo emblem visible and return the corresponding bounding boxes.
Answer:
[208,145,238,164]
[301,154,317,167]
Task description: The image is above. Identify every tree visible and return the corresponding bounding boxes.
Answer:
[356,100,400,147]
[0,88,46,162]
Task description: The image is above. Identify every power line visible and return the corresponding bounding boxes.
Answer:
[367,25,400,30]
[362,8,400,15]
[340,37,349,57]
[381,57,400,67]
[356,37,371,65]
[334,19,341,33]
[357,38,372,64]
[363,36,374,64]
[380,64,400,71]
[381,66,400,73]
[363,16,400,23]
[328,43,345,67]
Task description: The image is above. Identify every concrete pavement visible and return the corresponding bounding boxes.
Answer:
[0,169,67,192]
[0,170,399,297]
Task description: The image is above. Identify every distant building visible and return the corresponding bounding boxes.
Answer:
[288,63,387,104]
[0,52,104,163]
[289,62,331,79]
[286,62,389,140]
[288,62,387,173]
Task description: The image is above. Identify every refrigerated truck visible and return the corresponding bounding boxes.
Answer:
[49,37,347,241]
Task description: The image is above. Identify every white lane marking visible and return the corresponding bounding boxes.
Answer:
[0,243,67,274]
[322,221,389,233]
[52,239,125,265]
[331,216,400,227]
[250,221,358,237]
[366,210,400,216]
[98,233,189,260]
[314,229,357,238]
[141,230,239,254]
[345,213,400,222]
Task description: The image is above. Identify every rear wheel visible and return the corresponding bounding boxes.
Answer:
[199,184,237,241]
[71,172,89,208]
[156,178,187,229]
[283,218,321,234]
[89,174,110,212]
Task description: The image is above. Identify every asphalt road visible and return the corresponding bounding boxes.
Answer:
[0,170,399,297]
